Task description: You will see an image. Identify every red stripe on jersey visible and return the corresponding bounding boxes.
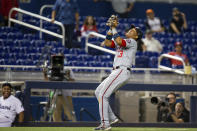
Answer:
[110,40,115,48]
[121,39,126,47]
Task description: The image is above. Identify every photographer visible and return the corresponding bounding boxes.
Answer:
[166,102,190,123]
[169,7,187,35]
[43,55,76,122]
[153,93,176,122]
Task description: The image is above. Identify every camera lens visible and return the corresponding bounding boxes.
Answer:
[151,97,158,104]
[165,98,169,102]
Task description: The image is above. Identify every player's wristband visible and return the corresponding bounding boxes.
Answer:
[113,33,120,39]
[106,34,112,40]
[107,29,112,34]
[112,28,118,35]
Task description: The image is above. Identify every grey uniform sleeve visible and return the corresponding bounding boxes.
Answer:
[124,38,137,49]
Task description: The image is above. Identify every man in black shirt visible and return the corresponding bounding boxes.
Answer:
[169,7,187,35]
[157,93,176,122]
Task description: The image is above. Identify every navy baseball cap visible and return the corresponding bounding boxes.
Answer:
[130,24,143,40]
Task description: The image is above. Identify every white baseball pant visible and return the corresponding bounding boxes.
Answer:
[95,67,130,126]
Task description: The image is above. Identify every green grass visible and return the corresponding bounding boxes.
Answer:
[0,127,197,131]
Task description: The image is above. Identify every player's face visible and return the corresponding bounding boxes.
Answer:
[126,28,138,40]
[2,86,11,99]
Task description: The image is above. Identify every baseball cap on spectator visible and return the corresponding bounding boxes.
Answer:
[175,42,183,47]
[146,9,154,14]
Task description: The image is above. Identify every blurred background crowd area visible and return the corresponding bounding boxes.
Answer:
[0,0,196,72]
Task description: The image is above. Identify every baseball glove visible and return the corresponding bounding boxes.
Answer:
[106,15,119,28]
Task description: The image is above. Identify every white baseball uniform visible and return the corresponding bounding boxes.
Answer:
[95,38,137,126]
[0,95,24,127]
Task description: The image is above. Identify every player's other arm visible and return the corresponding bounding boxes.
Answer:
[111,27,126,47]
[18,111,24,122]
[102,31,114,47]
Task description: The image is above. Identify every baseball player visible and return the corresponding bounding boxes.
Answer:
[0,83,24,127]
[94,15,143,130]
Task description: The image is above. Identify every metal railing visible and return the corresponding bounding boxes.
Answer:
[39,5,54,39]
[158,53,186,74]
[0,65,168,72]
[8,8,65,46]
[85,32,116,55]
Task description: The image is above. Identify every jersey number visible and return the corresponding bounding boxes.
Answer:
[118,50,123,57]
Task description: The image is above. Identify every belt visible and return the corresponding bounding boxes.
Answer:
[113,66,131,71]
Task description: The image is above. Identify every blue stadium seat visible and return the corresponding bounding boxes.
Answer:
[0,59,5,65]
[75,61,88,67]
[15,53,27,60]
[4,39,14,47]
[24,34,38,40]
[10,47,19,53]
[7,32,16,40]
[63,48,69,54]
[35,40,45,47]
[135,56,149,68]
[24,59,34,65]
[5,58,17,65]
[2,46,10,53]
[83,55,94,61]
[167,44,174,51]
[149,56,158,68]
[101,62,108,67]
[107,61,113,67]
[0,39,4,46]
[161,58,171,67]
[76,49,86,54]
[93,55,100,62]
[92,62,102,67]
[31,54,41,60]
[66,55,78,61]
[100,55,112,62]
[26,47,37,53]
[136,51,143,56]
[76,55,83,61]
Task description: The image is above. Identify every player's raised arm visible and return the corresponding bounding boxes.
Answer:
[104,15,125,47]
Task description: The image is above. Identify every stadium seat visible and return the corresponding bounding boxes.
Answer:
[149,56,158,68]
[135,56,149,68]
[0,17,196,73]
[160,58,171,67]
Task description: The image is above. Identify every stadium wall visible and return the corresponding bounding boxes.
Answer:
[19,0,197,21]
